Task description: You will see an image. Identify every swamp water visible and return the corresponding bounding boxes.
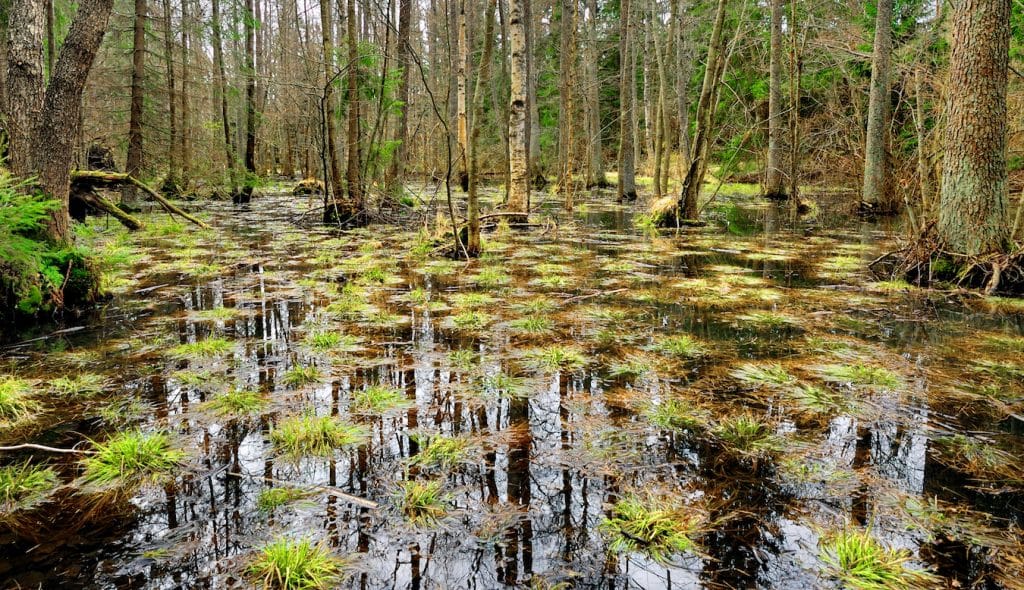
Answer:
[1,188,1023,589]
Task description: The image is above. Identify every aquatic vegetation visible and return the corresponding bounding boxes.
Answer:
[449,310,492,331]
[398,479,447,525]
[247,537,344,590]
[648,335,708,359]
[934,435,1022,483]
[731,363,796,387]
[789,383,851,415]
[735,310,799,328]
[532,274,571,289]
[819,529,937,590]
[168,337,234,359]
[512,296,557,314]
[80,431,185,490]
[193,306,242,321]
[406,287,428,305]
[815,363,902,389]
[281,366,324,388]
[524,345,588,372]
[599,495,702,564]
[0,376,40,425]
[303,331,360,353]
[270,415,368,459]
[256,487,313,512]
[481,372,528,398]
[713,415,782,457]
[607,356,654,379]
[203,389,266,417]
[644,398,708,432]
[95,398,152,426]
[408,435,471,470]
[448,349,479,371]
[867,279,915,293]
[349,385,411,414]
[448,292,497,309]
[0,462,59,514]
[981,334,1024,353]
[49,373,107,398]
[971,359,1024,380]
[509,315,555,335]
[473,266,511,289]
[358,266,392,284]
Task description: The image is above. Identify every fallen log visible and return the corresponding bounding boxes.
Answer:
[71,171,211,229]
[79,191,143,230]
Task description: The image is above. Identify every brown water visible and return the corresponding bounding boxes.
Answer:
[1,187,1022,589]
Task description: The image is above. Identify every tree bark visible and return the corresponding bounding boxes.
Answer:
[937,0,1010,256]
[617,0,637,202]
[123,0,147,206]
[319,0,343,208]
[673,0,692,175]
[507,0,529,217]
[161,0,178,187]
[5,0,46,180]
[467,0,496,255]
[344,0,365,220]
[557,0,577,209]
[387,0,413,192]
[763,0,786,199]
[861,0,893,212]
[584,0,606,187]
[212,0,239,196]
[457,0,469,191]
[242,0,258,197]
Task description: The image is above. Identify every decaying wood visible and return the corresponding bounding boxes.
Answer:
[79,191,144,230]
[71,171,211,229]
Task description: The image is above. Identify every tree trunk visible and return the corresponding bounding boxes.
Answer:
[344,0,365,220]
[467,0,496,255]
[557,0,577,209]
[673,0,692,175]
[457,0,469,191]
[387,0,413,192]
[861,0,893,212]
[937,0,1010,256]
[584,0,606,187]
[242,0,258,197]
[617,0,637,202]
[319,0,343,209]
[763,0,786,199]
[124,0,147,206]
[5,0,115,243]
[212,0,239,196]
[179,0,191,185]
[161,0,178,188]
[525,0,542,189]
[507,0,529,217]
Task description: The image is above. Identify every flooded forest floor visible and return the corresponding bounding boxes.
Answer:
[2,184,1024,589]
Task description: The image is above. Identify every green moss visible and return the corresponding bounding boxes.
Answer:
[270,415,367,459]
[247,537,344,590]
[80,430,185,489]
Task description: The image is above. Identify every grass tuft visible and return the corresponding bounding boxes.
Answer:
[247,537,344,590]
[524,345,588,372]
[820,529,936,590]
[398,479,447,525]
[816,363,902,389]
[599,495,702,564]
[203,388,266,417]
[713,415,782,457]
[49,373,108,398]
[644,399,708,432]
[169,337,234,359]
[80,430,185,489]
[349,385,412,414]
[257,487,313,512]
[270,415,368,459]
[649,335,708,359]
[731,363,796,387]
[0,462,59,514]
[408,435,470,470]
[281,366,324,388]
[0,376,40,425]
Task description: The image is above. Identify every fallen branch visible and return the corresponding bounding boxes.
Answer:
[80,191,143,230]
[228,471,378,509]
[72,171,211,229]
[0,443,94,454]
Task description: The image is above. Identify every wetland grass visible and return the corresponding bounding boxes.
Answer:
[80,430,185,490]
[820,529,936,590]
[349,385,412,414]
[202,388,266,417]
[49,373,108,398]
[408,435,471,470]
[599,494,703,564]
[0,462,59,515]
[398,479,447,525]
[0,376,40,425]
[256,487,313,512]
[270,415,368,459]
[281,365,324,388]
[247,537,344,590]
[168,337,234,359]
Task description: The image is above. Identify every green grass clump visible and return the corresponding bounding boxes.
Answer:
[49,373,107,398]
[194,306,241,321]
[409,436,470,470]
[607,356,653,379]
[644,399,707,432]
[398,479,447,525]
[512,297,557,315]
[80,431,185,489]
[735,310,799,328]
[599,495,701,564]
[981,335,1024,353]
[731,363,796,387]
[816,363,902,389]
[789,383,851,415]
[525,345,588,372]
[0,376,40,425]
[270,415,368,459]
[281,366,324,388]
[349,385,412,414]
[867,279,915,293]
[448,349,479,371]
[256,487,312,512]
[473,266,511,289]
[481,372,528,398]
[448,292,496,309]
[203,388,266,417]
[450,311,491,330]
[0,462,59,514]
[713,415,781,457]
[169,337,234,359]
[820,529,936,590]
[247,537,343,590]
[509,315,555,335]
[649,335,708,359]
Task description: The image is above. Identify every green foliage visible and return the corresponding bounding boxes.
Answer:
[649,335,708,359]
[713,415,782,457]
[524,345,588,372]
[270,415,367,459]
[257,487,312,512]
[0,375,40,425]
[80,430,185,489]
[247,537,344,590]
[599,495,701,563]
[819,529,937,589]
[0,462,59,514]
[203,389,266,417]
[397,479,447,525]
[816,363,902,389]
[644,399,708,432]
[349,385,411,414]
[408,435,470,470]
[49,373,107,398]
[731,363,796,387]
[281,366,324,388]
[169,337,235,359]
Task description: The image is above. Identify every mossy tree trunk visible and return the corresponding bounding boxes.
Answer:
[861,0,893,212]
[4,0,115,244]
[937,0,1010,256]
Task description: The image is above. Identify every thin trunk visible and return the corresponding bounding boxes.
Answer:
[617,0,637,202]
[124,0,146,205]
[525,0,541,188]
[345,0,364,218]
[937,0,1010,255]
[468,0,496,255]
[507,0,529,216]
[861,0,894,211]
[242,0,257,197]
[457,0,469,190]
[320,0,343,204]
[388,0,413,191]
[180,0,192,184]
[764,0,786,199]
[584,0,606,187]
[162,0,178,187]
[558,0,577,209]
[673,0,691,175]
[913,68,934,218]
[787,0,802,218]
[44,0,53,76]
[212,0,238,195]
